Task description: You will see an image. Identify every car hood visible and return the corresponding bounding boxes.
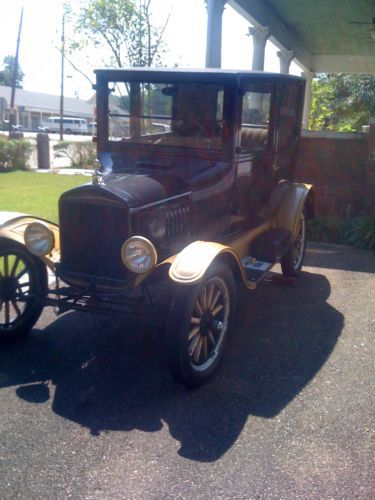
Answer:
[60,168,189,210]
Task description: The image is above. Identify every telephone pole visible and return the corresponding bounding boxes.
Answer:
[9,6,24,132]
[59,12,65,141]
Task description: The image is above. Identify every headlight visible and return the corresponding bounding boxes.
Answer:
[24,222,55,256]
[121,236,157,274]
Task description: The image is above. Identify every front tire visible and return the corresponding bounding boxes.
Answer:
[0,239,47,342]
[281,211,307,277]
[166,262,236,388]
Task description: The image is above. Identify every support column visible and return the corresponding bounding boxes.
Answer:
[277,49,294,73]
[302,71,314,129]
[248,25,270,71]
[205,0,227,68]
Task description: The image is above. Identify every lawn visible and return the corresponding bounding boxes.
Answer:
[0,171,87,223]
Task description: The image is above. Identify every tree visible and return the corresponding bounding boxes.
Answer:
[70,0,170,68]
[310,73,375,132]
[0,55,24,88]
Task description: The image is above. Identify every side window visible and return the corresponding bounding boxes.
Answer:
[140,83,172,136]
[240,83,272,154]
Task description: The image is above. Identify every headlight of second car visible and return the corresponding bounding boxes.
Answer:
[24,222,55,256]
[121,236,157,274]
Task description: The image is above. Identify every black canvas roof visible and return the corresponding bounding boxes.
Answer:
[94,67,304,83]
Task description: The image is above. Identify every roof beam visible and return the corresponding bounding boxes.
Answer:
[312,55,375,74]
[228,0,312,71]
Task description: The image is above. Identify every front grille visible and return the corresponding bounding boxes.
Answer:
[166,205,190,243]
[59,195,129,282]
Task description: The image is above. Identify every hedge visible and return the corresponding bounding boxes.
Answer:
[53,140,96,168]
[0,135,33,171]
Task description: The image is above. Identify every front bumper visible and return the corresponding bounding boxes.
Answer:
[44,270,157,323]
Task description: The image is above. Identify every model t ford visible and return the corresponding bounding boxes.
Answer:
[0,68,314,387]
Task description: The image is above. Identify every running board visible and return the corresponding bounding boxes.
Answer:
[241,257,274,287]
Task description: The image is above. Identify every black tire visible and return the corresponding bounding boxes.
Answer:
[281,211,307,277]
[166,261,236,388]
[0,239,47,343]
[65,129,72,135]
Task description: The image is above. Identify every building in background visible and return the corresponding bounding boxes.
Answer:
[0,85,94,131]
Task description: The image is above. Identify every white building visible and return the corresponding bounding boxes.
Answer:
[0,85,94,131]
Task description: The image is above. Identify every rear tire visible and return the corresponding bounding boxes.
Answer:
[0,239,47,343]
[281,211,307,277]
[166,262,236,388]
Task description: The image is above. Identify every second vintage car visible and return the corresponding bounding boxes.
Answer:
[0,68,314,387]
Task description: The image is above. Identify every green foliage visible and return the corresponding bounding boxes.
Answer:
[0,55,24,88]
[0,136,32,171]
[53,140,96,168]
[71,0,169,67]
[307,215,375,251]
[309,73,375,132]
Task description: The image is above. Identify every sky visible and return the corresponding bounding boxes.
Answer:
[0,0,302,100]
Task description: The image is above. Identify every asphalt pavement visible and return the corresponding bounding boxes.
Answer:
[0,244,374,499]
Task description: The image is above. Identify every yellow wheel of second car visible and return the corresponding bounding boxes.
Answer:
[0,238,47,342]
[166,261,236,388]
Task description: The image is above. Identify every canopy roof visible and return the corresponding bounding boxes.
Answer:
[230,0,375,72]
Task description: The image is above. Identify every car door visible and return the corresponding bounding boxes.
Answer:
[235,81,276,224]
[274,80,305,181]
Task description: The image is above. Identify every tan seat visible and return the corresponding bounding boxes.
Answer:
[240,128,268,150]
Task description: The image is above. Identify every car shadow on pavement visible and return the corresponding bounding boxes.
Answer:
[0,270,344,462]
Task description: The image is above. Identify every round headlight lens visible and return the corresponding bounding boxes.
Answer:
[24,222,55,256]
[121,236,157,274]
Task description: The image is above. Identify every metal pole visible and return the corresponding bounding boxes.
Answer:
[59,13,65,141]
[9,7,24,130]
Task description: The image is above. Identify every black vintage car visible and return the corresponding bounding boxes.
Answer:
[0,68,314,387]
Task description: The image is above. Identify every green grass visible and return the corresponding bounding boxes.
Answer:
[0,171,87,223]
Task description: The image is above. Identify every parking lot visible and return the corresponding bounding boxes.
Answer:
[0,244,374,499]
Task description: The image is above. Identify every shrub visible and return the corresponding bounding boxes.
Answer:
[307,215,375,251]
[0,136,33,171]
[53,140,96,168]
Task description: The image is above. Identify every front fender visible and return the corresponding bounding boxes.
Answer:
[274,183,315,240]
[0,211,60,269]
[169,240,251,287]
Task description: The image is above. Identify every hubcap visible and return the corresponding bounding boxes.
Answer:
[0,252,31,328]
[187,277,230,371]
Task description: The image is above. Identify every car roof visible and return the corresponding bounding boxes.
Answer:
[94,67,304,83]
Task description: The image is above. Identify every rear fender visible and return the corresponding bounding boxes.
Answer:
[274,183,315,240]
[0,211,60,269]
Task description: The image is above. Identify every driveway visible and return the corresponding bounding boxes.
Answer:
[0,244,374,499]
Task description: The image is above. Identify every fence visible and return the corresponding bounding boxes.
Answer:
[296,129,375,216]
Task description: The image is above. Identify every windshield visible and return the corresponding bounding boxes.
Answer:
[106,80,225,151]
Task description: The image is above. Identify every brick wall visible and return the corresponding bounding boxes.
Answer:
[296,130,375,217]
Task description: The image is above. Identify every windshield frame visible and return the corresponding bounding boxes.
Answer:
[96,72,236,160]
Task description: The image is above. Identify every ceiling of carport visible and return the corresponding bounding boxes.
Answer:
[229,0,375,72]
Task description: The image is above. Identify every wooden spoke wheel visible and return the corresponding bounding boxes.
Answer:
[281,211,307,277]
[0,239,47,342]
[166,262,236,388]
